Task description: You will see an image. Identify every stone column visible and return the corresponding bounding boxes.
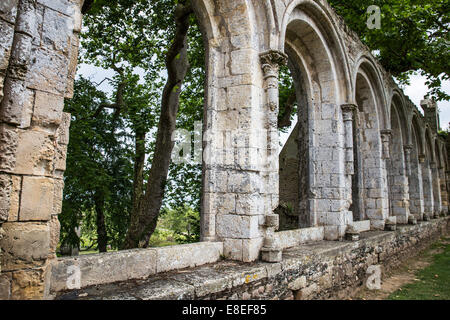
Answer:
[380,130,392,160]
[0,0,81,299]
[259,50,287,263]
[439,167,448,216]
[404,145,412,177]
[341,104,356,176]
[430,162,441,218]
[419,154,433,220]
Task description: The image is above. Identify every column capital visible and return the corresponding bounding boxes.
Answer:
[341,103,357,113]
[260,50,288,68]
[341,104,357,122]
[404,144,413,151]
[419,154,426,163]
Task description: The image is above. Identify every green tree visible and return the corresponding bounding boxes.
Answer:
[329,0,449,100]
[61,77,133,252]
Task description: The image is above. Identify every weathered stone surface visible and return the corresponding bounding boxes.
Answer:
[0,123,18,171]
[156,242,223,273]
[32,90,64,126]
[27,47,69,95]
[274,227,325,250]
[12,129,56,176]
[0,222,50,271]
[11,266,52,300]
[54,218,449,300]
[19,176,54,221]
[0,77,33,126]
[50,248,158,293]
[0,174,13,222]
[0,273,12,300]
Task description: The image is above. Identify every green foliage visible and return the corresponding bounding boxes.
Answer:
[328,0,449,101]
[153,206,201,245]
[278,64,297,132]
[61,77,133,251]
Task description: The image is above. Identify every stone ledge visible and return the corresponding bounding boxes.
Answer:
[50,241,223,295]
[55,217,449,300]
[274,227,324,250]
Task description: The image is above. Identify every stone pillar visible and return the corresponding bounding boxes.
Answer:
[421,99,440,133]
[341,105,356,176]
[439,167,448,216]
[404,145,412,177]
[419,154,433,220]
[0,0,81,299]
[380,130,392,160]
[430,162,441,218]
[259,50,287,262]
[201,4,271,263]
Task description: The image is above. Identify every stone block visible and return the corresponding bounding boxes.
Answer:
[0,222,50,271]
[216,214,260,239]
[288,276,306,291]
[0,123,18,172]
[56,112,71,145]
[0,77,33,127]
[32,90,64,126]
[0,174,13,221]
[42,7,72,54]
[242,237,263,262]
[50,248,159,292]
[11,266,51,300]
[27,47,69,96]
[0,0,18,24]
[156,242,223,273]
[0,273,12,300]
[19,176,54,221]
[223,238,243,261]
[370,219,385,231]
[12,128,56,176]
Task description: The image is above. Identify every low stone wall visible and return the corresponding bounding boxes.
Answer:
[50,242,223,297]
[274,227,324,250]
[55,217,449,300]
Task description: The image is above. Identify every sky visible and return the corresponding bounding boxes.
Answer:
[77,64,450,148]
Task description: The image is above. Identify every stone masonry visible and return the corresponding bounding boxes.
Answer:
[0,0,449,299]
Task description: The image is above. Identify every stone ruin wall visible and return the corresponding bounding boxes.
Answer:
[0,0,80,299]
[0,0,449,299]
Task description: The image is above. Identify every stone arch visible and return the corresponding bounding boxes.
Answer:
[276,1,353,239]
[352,67,389,228]
[420,126,435,218]
[353,56,388,131]
[280,0,352,103]
[409,115,425,219]
[387,97,410,224]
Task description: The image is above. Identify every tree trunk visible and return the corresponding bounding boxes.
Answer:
[94,192,108,252]
[131,129,146,217]
[122,3,193,249]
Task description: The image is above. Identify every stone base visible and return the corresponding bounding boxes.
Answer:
[408,216,417,225]
[345,232,360,241]
[261,248,282,263]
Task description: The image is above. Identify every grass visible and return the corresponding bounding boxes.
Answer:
[388,237,450,300]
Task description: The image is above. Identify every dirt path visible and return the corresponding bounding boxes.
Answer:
[350,239,449,300]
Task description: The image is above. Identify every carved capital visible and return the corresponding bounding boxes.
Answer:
[341,104,357,122]
[403,144,413,152]
[380,130,392,159]
[260,50,288,78]
[419,154,426,163]
[380,130,392,141]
